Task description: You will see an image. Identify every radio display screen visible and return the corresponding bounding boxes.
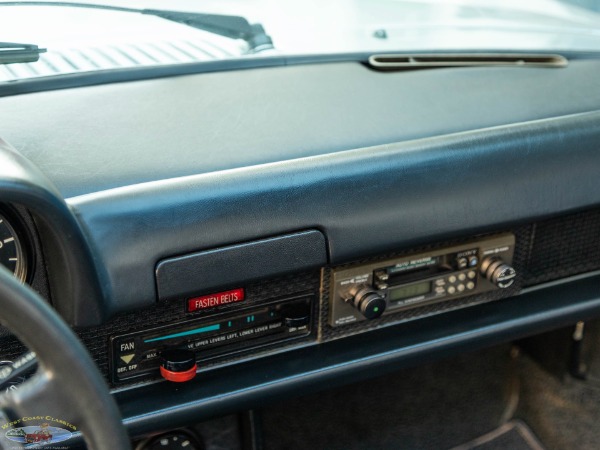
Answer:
[389,281,431,301]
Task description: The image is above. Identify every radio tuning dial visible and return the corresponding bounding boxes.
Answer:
[344,285,386,320]
[480,256,516,289]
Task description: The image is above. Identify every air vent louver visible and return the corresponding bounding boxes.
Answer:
[368,53,568,71]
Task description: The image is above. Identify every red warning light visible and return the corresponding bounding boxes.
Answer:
[187,288,245,312]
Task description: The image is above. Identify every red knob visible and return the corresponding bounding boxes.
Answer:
[159,349,197,382]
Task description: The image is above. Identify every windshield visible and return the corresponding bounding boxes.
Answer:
[1,0,600,82]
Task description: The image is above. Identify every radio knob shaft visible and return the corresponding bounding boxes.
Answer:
[480,256,516,289]
[344,286,386,320]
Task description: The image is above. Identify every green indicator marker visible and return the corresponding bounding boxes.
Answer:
[373,307,379,313]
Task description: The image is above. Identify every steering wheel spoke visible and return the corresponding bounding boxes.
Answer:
[0,371,79,425]
[0,265,130,449]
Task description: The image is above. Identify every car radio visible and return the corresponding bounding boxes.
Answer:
[328,233,516,327]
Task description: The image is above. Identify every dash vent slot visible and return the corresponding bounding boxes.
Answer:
[368,53,567,71]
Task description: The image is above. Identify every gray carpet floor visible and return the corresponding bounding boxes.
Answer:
[261,346,514,450]
[261,338,600,450]
[220,316,600,450]
[515,354,600,450]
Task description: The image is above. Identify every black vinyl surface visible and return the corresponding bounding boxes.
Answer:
[156,230,327,301]
[69,110,600,315]
[1,61,599,198]
[2,60,600,319]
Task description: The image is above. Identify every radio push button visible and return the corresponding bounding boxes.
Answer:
[456,257,468,269]
[374,270,389,282]
[468,256,479,267]
[344,286,386,320]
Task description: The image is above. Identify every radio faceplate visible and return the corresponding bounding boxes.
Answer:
[328,233,515,327]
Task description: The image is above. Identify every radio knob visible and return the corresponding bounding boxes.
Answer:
[344,286,386,320]
[480,256,516,289]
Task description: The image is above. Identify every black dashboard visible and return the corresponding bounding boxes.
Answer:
[1,53,600,439]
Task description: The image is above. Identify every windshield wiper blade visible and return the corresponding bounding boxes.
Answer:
[141,10,273,53]
[0,1,274,53]
[0,42,46,64]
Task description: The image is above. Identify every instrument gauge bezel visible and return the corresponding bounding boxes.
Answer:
[0,206,34,284]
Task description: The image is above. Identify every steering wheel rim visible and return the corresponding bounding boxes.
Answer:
[0,265,130,449]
